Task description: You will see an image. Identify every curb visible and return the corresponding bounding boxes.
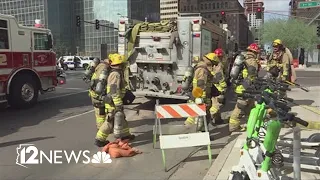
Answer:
[203,132,240,180]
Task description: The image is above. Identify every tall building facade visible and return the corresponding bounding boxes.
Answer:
[0,0,48,27]
[0,0,76,55]
[179,0,253,50]
[243,0,264,28]
[79,0,160,57]
[0,0,160,58]
[160,0,179,20]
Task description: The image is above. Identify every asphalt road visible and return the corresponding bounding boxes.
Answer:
[0,70,233,180]
[0,69,318,180]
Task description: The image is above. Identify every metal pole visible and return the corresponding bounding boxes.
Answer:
[293,127,301,180]
[307,11,320,26]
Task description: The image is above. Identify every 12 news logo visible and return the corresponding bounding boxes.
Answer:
[16,144,112,168]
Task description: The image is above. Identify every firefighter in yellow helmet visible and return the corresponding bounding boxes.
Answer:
[88,56,111,136]
[228,43,260,132]
[94,53,135,147]
[266,39,293,81]
[209,53,227,125]
[184,53,219,131]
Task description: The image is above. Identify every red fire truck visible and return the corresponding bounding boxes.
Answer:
[0,14,60,108]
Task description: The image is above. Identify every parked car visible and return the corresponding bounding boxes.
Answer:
[58,56,92,70]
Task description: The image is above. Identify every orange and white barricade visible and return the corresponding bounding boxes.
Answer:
[153,99,212,171]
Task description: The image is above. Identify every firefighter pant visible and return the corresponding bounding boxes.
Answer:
[210,95,224,116]
[95,105,130,142]
[229,98,255,131]
[184,98,211,131]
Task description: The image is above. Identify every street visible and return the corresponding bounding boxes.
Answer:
[0,69,319,180]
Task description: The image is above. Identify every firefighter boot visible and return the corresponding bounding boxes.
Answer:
[94,139,110,147]
[185,117,204,132]
[211,113,224,125]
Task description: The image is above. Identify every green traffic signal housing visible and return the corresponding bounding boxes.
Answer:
[317,25,320,37]
[95,19,100,30]
[76,16,80,27]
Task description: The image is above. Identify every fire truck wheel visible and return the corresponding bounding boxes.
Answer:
[8,75,39,109]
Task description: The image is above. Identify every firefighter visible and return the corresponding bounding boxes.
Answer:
[266,39,292,81]
[91,54,135,147]
[88,56,111,134]
[228,43,260,132]
[184,53,219,131]
[209,54,227,125]
[214,48,229,78]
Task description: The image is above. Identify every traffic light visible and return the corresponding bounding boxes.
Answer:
[256,8,262,19]
[317,25,320,37]
[220,11,226,23]
[76,16,80,27]
[95,19,100,30]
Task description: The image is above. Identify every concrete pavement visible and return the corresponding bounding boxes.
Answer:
[0,70,232,180]
[1,69,319,180]
[203,86,320,180]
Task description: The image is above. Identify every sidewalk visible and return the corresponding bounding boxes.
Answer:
[203,130,320,180]
[294,65,320,71]
[203,87,320,180]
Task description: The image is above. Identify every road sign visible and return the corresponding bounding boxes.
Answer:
[298,1,320,9]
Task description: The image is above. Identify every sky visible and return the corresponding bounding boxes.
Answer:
[238,0,290,20]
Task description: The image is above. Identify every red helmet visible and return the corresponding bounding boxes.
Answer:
[247,43,260,53]
[214,48,224,57]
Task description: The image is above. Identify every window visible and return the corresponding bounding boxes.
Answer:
[200,4,203,10]
[217,3,219,8]
[0,20,9,49]
[221,2,224,8]
[205,4,207,9]
[213,3,215,9]
[208,3,211,9]
[34,33,49,50]
[225,2,228,8]
[191,5,194,11]
[184,6,186,11]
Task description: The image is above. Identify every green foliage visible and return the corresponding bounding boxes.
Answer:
[53,39,68,57]
[261,18,319,50]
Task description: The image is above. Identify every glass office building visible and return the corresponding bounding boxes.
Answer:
[82,0,160,58]
[0,0,47,27]
[0,0,77,55]
[0,0,160,58]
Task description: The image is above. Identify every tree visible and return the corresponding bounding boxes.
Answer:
[53,40,68,58]
[260,18,320,50]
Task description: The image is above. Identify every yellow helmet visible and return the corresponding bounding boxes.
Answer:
[273,39,282,46]
[121,55,126,63]
[110,53,124,65]
[204,53,219,62]
[108,53,115,60]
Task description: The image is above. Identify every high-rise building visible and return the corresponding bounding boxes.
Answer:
[0,0,160,58]
[0,0,76,55]
[243,0,264,28]
[179,0,253,50]
[160,0,179,20]
[79,0,160,57]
